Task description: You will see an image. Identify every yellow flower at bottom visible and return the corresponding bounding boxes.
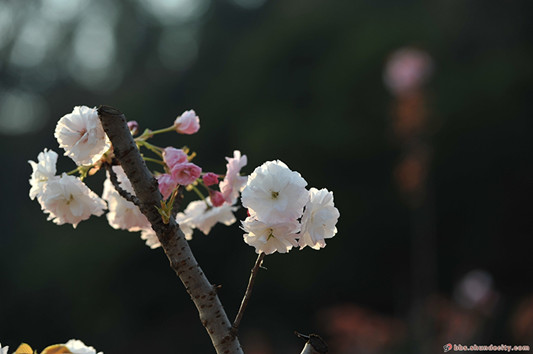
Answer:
[14,343,35,354]
[41,344,72,354]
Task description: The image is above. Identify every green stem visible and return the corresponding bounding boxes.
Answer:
[191,185,209,207]
[67,167,81,175]
[143,156,165,166]
[138,141,164,158]
[149,125,176,135]
[134,125,175,142]
[66,165,92,179]
[199,180,211,194]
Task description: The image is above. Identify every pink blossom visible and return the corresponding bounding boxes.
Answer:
[157,173,177,199]
[209,190,225,207]
[384,47,433,95]
[203,172,219,186]
[163,147,188,169]
[174,110,200,135]
[219,150,247,204]
[171,162,202,185]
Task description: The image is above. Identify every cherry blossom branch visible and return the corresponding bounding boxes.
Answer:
[97,105,243,354]
[295,333,328,354]
[232,252,265,334]
[103,162,141,206]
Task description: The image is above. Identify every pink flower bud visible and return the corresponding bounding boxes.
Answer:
[157,173,177,199]
[174,110,200,135]
[209,190,225,207]
[171,162,202,186]
[163,147,188,169]
[203,172,219,186]
[127,121,139,135]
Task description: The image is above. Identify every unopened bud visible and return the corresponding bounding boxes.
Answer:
[127,120,139,135]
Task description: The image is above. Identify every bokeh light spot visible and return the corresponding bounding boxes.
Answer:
[40,0,89,22]
[138,0,211,24]
[9,17,60,68]
[72,17,116,71]
[0,3,14,50]
[0,91,47,135]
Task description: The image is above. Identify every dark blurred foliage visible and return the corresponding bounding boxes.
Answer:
[1,0,532,353]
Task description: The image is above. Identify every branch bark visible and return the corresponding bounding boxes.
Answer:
[103,162,140,206]
[295,333,328,354]
[232,253,265,334]
[98,105,243,354]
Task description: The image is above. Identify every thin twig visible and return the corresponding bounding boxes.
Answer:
[232,252,265,334]
[104,162,141,206]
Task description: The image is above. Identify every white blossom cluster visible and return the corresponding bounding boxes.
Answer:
[241,160,340,255]
[29,106,110,228]
[29,148,107,228]
[29,106,246,247]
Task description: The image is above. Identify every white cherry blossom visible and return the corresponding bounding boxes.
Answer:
[241,160,308,224]
[241,217,300,254]
[65,339,103,354]
[102,166,151,232]
[219,150,248,204]
[175,212,194,239]
[140,228,161,249]
[38,173,106,228]
[299,188,340,250]
[0,343,8,354]
[28,148,58,200]
[55,106,110,166]
[177,200,237,236]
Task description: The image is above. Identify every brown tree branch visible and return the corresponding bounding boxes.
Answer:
[232,252,265,334]
[171,185,185,215]
[295,333,328,354]
[103,162,141,206]
[98,105,243,354]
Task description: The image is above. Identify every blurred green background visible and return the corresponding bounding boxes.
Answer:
[1,0,532,353]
